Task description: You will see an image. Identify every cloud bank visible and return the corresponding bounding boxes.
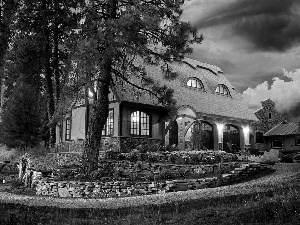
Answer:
[243,68,300,120]
[194,0,300,52]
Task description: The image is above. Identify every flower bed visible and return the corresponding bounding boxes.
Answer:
[20,152,82,172]
[35,163,268,198]
[116,150,238,165]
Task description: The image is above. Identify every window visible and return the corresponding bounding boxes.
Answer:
[256,132,264,143]
[268,112,272,119]
[130,111,150,136]
[102,109,114,136]
[215,84,230,97]
[295,136,300,146]
[65,118,71,141]
[187,78,204,89]
[272,139,283,148]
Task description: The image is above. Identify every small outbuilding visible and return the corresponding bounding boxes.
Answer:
[264,121,300,153]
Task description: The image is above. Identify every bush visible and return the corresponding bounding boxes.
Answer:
[10,179,24,189]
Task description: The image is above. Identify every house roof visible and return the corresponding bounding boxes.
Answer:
[114,57,257,122]
[264,122,300,136]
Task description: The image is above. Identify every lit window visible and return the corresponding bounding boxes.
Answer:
[272,139,282,148]
[65,118,71,141]
[256,132,264,143]
[216,84,230,96]
[102,109,114,136]
[187,78,204,89]
[130,111,150,136]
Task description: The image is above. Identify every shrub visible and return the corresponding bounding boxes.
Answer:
[158,168,173,180]
[10,179,24,189]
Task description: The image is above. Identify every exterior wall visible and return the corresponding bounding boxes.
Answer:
[265,135,300,152]
[251,99,285,152]
[54,102,165,153]
[252,99,285,133]
[120,103,165,140]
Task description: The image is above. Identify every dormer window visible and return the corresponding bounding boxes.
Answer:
[216,84,231,97]
[187,78,204,90]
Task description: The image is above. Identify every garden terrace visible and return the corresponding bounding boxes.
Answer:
[34,162,267,198]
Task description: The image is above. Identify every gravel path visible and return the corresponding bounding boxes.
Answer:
[0,163,299,209]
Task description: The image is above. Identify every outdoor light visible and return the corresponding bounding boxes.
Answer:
[243,126,250,145]
[217,123,224,133]
[217,123,224,143]
[88,89,94,97]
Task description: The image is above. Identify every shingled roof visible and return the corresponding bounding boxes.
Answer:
[114,57,257,122]
[264,122,300,136]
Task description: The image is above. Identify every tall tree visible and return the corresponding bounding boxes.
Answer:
[0,80,42,150]
[0,0,18,107]
[9,0,84,146]
[77,0,202,173]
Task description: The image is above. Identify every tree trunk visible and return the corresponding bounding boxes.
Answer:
[82,0,117,174]
[0,1,17,107]
[53,0,60,104]
[42,0,56,147]
[82,60,111,173]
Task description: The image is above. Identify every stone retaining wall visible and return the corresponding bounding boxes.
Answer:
[35,163,268,198]
[95,161,241,180]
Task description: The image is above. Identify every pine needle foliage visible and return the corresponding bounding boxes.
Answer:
[0,81,42,150]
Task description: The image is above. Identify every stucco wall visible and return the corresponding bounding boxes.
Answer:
[265,135,300,152]
[120,104,165,140]
[251,99,285,152]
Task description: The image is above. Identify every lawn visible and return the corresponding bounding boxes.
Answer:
[0,163,300,225]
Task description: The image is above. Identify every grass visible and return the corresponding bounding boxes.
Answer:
[0,163,300,225]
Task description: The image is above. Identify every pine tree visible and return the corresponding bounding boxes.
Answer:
[75,0,203,173]
[0,80,42,150]
[8,0,84,146]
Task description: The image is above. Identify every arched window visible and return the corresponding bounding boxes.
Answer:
[187,78,204,90]
[130,111,150,136]
[215,84,230,96]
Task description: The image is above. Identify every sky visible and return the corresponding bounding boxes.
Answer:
[181,0,300,120]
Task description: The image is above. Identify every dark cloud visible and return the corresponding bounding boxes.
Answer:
[195,0,300,52]
[249,71,292,88]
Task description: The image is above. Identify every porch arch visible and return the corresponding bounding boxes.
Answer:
[223,124,241,153]
[184,120,214,150]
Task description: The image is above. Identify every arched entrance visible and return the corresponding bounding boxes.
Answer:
[169,120,178,146]
[201,121,213,150]
[223,124,240,152]
[185,121,214,150]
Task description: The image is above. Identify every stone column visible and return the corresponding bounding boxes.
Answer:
[243,126,250,150]
[217,123,224,151]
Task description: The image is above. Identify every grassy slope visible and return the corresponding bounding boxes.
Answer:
[0,163,300,225]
